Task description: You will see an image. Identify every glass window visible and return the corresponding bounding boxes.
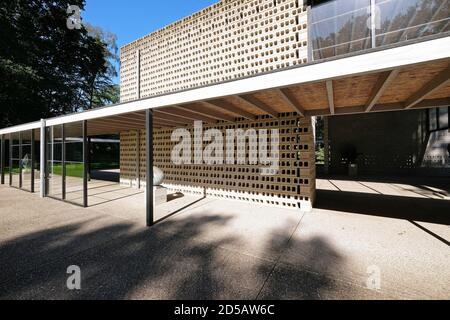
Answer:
[311,0,372,60]
[438,106,449,129]
[33,129,41,193]
[10,132,20,188]
[310,0,450,60]
[64,122,85,206]
[429,108,438,131]
[47,125,63,198]
[375,0,450,47]
[21,130,33,192]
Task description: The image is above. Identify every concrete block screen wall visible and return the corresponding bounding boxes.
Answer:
[120,0,309,101]
[118,0,316,211]
[120,114,316,211]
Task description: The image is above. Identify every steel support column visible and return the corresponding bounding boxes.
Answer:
[83,121,88,208]
[9,133,12,186]
[0,135,4,185]
[136,129,141,188]
[18,132,22,189]
[87,137,91,182]
[61,124,66,200]
[40,120,46,198]
[31,129,35,193]
[146,109,154,227]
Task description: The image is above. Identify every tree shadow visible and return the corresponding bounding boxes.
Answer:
[256,225,353,300]
[0,212,238,300]
[315,189,450,225]
[0,207,349,300]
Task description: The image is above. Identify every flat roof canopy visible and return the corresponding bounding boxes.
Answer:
[1,36,450,135]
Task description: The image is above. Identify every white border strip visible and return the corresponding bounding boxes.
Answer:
[1,36,449,133]
[0,121,41,135]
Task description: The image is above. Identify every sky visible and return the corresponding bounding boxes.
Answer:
[83,0,217,84]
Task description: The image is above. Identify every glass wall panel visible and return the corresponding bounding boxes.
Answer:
[21,130,33,192]
[310,0,450,60]
[376,0,450,47]
[429,108,438,131]
[64,122,85,206]
[310,0,372,60]
[10,132,20,188]
[438,107,449,129]
[33,129,41,194]
[46,125,63,198]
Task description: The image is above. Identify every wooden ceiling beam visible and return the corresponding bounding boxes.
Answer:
[277,88,305,116]
[202,100,256,120]
[153,111,195,124]
[326,80,335,115]
[365,69,400,112]
[234,95,279,118]
[174,105,235,122]
[153,116,189,126]
[156,108,217,123]
[304,98,450,117]
[91,118,146,128]
[404,64,450,109]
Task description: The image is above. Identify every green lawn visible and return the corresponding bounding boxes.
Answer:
[316,147,325,165]
[51,162,119,178]
[51,164,83,178]
[2,162,119,178]
[3,167,20,174]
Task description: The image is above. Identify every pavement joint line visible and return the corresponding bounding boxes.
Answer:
[327,180,342,191]
[158,198,217,220]
[409,220,450,246]
[358,182,383,195]
[392,183,433,199]
[255,212,306,300]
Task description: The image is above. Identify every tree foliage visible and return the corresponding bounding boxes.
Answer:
[0,0,119,128]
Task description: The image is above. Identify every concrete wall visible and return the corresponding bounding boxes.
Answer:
[120,114,316,211]
[325,109,450,176]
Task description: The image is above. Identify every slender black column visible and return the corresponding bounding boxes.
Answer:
[9,134,12,186]
[136,130,140,188]
[31,129,35,193]
[0,135,4,185]
[146,110,154,227]
[44,127,49,196]
[83,121,88,207]
[19,132,22,189]
[87,137,91,182]
[61,124,66,200]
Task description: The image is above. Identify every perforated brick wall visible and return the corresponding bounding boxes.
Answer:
[120,114,316,211]
[120,0,309,102]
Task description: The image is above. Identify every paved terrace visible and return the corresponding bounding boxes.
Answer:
[0,177,449,300]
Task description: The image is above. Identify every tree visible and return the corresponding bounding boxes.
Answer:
[81,23,120,109]
[0,0,119,128]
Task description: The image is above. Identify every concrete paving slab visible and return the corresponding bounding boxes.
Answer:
[154,199,304,262]
[0,209,140,286]
[1,177,449,300]
[258,262,392,300]
[278,209,450,299]
[0,224,274,300]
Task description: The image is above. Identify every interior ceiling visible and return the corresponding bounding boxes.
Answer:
[87,59,450,136]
